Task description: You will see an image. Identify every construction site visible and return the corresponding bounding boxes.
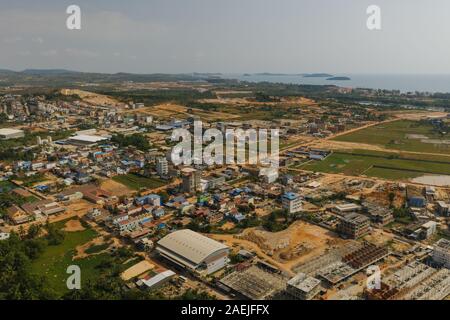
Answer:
[292,242,389,286]
[219,262,288,300]
[366,261,450,300]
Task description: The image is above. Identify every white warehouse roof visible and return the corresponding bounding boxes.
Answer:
[68,134,108,143]
[157,229,228,267]
[0,128,24,135]
[141,270,176,289]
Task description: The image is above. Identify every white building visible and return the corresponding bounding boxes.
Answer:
[433,239,450,268]
[282,192,302,214]
[0,128,24,140]
[156,229,230,275]
[156,157,168,177]
[260,167,278,184]
[67,134,108,146]
[138,270,176,290]
[421,221,437,239]
[0,232,10,241]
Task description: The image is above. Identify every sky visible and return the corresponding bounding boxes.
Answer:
[0,0,449,74]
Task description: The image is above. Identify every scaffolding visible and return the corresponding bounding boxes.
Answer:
[220,264,287,300]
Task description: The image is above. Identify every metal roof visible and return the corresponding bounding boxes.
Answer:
[0,128,23,135]
[68,134,108,143]
[157,229,228,265]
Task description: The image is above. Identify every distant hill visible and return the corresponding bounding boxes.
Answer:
[21,69,81,75]
[0,68,224,87]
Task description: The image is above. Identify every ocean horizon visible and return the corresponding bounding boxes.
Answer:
[220,73,450,94]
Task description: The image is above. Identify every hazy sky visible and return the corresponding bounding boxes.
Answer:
[0,0,449,74]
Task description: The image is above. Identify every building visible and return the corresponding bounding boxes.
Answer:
[205,175,226,190]
[282,192,302,214]
[408,196,427,208]
[436,201,449,216]
[363,203,394,226]
[433,239,450,268]
[21,199,66,217]
[332,203,362,215]
[0,128,24,140]
[286,273,321,300]
[337,213,370,239]
[421,221,437,239]
[181,168,201,194]
[67,134,109,146]
[138,270,176,290]
[135,194,161,206]
[6,205,31,225]
[156,229,230,275]
[156,157,168,177]
[259,167,278,184]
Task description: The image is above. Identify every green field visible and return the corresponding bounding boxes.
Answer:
[299,149,450,180]
[113,173,166,190]
[333,120,450,154]
[30,220,102,295]
[0,180,15,193]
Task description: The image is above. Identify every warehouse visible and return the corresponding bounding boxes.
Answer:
[156,229,229,275]
[0,128,25,140]
[67,134,109,146]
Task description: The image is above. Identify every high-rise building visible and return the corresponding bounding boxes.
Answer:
[433,239,450,268]
[156,157,168,177]
[181,168,201,193]
[282,192,302,214]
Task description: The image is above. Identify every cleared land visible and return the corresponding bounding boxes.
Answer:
[100,178,134,196]
[300,149,450,180]
[60,89,120,106]
[31,219,100,295]
[210,221,347,274]
[112,174,166,191]
[333,120,450,155]
[31,218,135,295]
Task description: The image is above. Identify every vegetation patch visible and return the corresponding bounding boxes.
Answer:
[300,149,450,179]
[333,120,450,154]
[113,173,166,190]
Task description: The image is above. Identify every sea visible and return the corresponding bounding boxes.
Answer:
[220,74,450,94]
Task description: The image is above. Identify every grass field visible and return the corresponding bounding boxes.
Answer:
[30,220,104,295]
[333,120,450,154]
[299,149,450,180]
[113,173,166,190]
[0,180,15,193]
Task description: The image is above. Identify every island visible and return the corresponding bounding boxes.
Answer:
[326,76,351,81]
[303,73,333,78]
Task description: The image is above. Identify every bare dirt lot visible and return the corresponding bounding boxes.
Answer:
[60,89,120,106]
[210,221,348,274]
[135,103,239,121]
[100,178,134,196]
[63,219,85,232]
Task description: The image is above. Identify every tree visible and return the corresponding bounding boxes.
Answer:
[0,233,56,299]
[46,223,65,245]
[26,224,43,239]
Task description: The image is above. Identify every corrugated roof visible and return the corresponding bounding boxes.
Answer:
[157,229,228,265]
[0,128,23,135]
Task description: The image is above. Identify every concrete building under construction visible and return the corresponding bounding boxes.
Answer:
[337,213,370,239]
